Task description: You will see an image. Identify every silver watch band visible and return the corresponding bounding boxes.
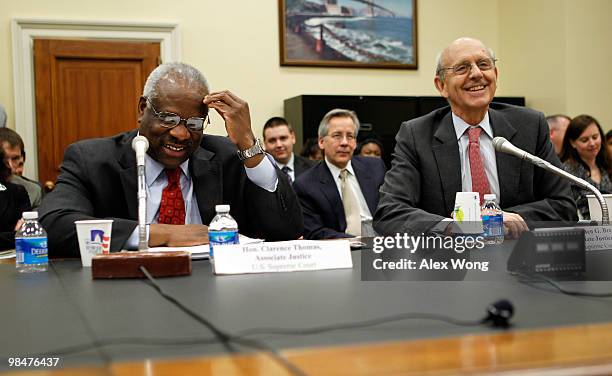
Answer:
[237,138,265,161]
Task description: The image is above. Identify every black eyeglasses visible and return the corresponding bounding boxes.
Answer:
[146,97,210,132]
[438,58,497,76]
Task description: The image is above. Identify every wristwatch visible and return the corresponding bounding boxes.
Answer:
[236,138,265,161]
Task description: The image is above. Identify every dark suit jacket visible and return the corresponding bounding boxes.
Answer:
[293,156,386,239]
[373,103,578,235]
[39,130,303,258]
[0,181,31,250]
[293,154,316,178]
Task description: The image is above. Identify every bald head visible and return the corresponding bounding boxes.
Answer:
[436,38,496,79]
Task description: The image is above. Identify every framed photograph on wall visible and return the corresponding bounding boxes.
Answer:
[278,0,417,69]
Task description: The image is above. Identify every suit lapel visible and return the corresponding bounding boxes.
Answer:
[189,147,223,225]
[432,112,462,215]
[353,158,377,213]
[489,109,520,207]
[118,133,138,220]
[318,163,346,230]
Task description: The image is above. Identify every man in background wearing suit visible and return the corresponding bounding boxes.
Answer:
[374,37,576,238]
[39,62,303,257]
[0,128,43,208]
[294,109,386,239]
[262,117,315,182]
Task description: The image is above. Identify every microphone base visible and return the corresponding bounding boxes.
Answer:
[92,251,191,279]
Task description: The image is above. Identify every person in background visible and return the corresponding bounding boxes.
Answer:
[606,130,612,164]
[39,62,302,257]
[262,116,315,182]
[0,148,31,251]
[546,114,571,156]
[293,109,386,239]
[560,115,611,219]
[300,137,324,161]
[0,128,43,208]
[355,138,384,158]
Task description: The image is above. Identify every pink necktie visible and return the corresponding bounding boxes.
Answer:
[157,169,186,225]
[468,127,491,205]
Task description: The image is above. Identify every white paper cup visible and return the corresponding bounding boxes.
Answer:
[75,220,113,267]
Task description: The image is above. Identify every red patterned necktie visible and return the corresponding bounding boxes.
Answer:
[468,127,491,205]
[157,168,186,225]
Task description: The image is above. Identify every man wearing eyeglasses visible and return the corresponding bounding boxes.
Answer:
[39,62,303,257]
[293,109,386,239]
[374,37,576,238]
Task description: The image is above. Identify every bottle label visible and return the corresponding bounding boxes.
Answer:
[483,214,503,237]
[15,237,48,265]
[208,230,239,257]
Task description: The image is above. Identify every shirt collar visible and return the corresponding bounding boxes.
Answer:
[276,153,295,171]
[145,153,190,187]
[452,111,493,140]
[325,157,355,179]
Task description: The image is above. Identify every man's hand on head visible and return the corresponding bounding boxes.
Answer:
[502,211,529,239]
[203,90,254,150]
[149,224,209,247]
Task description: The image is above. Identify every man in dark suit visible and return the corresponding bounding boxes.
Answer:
[374,37,577,238]
[39,62,303,257]
[262,117,315,182]
[294,109,386,239]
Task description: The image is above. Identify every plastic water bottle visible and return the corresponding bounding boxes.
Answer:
[209,205,239,268]
[15,211,48,273]
[481,194,504,245]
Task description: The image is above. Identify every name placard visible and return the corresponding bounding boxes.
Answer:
[213,240,353,275]
[583,225,612,251]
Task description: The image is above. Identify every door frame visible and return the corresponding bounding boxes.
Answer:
[11,18,180,180]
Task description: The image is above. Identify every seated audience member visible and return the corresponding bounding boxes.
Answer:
[356,138,384,158]
[374,37,576,238]
[293,109,386,239]
[262,116,315,182]
[560,115,611,219]
[39,62,303,257]
[0,148,31,251]
[546,114,571,156]
[300,137,324,161]
[0,128,43,208]
[606,130,612,163]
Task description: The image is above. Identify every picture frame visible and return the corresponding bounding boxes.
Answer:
[278,0,418,69]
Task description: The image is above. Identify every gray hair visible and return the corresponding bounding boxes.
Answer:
[435,44,496,81]
[317,109,360,138]
[143,62,210,100]
[0,104,6,128]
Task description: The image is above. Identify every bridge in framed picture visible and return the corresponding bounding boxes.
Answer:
[279,0,417,69]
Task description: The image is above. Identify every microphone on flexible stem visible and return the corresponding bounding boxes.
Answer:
[132,135,149,251]
[492,137,609,224]
[481,299,514,328]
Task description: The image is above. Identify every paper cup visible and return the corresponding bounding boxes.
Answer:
[75,219,113,267]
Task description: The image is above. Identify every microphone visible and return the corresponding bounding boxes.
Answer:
[481,299,514,328]
[132,135,149,167]
[132,135,149,251]
[493,137,609,224]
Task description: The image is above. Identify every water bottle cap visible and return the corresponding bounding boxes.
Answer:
[484,194,496,201]
[22,211,38,220]
[215,204,230,213]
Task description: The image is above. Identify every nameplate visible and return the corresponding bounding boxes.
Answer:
[213,240,353,275]
[583,226,612,251]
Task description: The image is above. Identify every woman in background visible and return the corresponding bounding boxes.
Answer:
[560,115,612,219]
[356,138,384,158]
[0,148,31,250]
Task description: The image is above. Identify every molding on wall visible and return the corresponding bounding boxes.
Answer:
[11,18,180,179]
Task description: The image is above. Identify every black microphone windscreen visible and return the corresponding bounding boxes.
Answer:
[483,299,514,328]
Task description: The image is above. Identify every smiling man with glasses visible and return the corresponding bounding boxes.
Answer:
[39,62,303,257]
[374,37,577,239]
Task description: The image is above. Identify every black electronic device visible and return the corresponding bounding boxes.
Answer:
[507,227,585,276]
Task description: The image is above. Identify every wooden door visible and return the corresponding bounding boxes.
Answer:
[33,39,160,185]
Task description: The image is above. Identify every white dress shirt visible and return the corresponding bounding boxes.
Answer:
[275,153,296,182]
[325,158,372,221]
[125,152,278,248]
